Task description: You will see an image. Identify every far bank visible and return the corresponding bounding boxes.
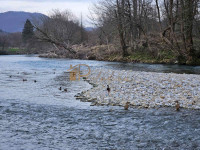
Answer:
[38,44,200,66]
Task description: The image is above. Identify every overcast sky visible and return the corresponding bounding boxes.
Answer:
[0,0,97,26]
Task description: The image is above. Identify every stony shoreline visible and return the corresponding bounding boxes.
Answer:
[75,69,200,109]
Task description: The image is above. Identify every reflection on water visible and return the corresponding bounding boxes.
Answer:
[0,55,200,149]
[105,63,200,74]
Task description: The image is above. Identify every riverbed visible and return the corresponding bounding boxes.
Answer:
[82,68,200,109]
[0,55,200,149]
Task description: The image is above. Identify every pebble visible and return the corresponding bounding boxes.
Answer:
[80,68,200,109]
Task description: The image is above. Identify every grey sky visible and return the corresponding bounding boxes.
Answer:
[0,0,97,26]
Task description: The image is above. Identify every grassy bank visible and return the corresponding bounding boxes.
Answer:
[8,48,23,53]
[38,44,200,65]
[105,51,176,64]
[0,47,25,55]
[92,44,200,65]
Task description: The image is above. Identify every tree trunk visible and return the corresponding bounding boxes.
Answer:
[127,0,134,47]
[155,0,162,31]
[115,0,128,57]
[133,0,138,39]
[184,0,195,63]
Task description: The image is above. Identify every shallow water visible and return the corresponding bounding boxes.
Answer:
[0,55,200,150]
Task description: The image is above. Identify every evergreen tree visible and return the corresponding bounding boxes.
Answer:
[22,19,34,42]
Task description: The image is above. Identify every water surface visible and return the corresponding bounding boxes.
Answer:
[0,55,200,149]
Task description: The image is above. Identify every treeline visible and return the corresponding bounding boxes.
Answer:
[0,10,88,55]
[0,20,43,54]
[90,0,200,65]
[33,10,88,56]
[1,1,200,65]
[0,30,22,54]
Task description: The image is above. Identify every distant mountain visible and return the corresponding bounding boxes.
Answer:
[0,11,46,33]
[0,29,8,35]
[85,27,95,31]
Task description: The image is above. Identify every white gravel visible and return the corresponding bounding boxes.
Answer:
[81,69,200,109]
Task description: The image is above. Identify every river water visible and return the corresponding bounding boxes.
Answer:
[0,55,200,150]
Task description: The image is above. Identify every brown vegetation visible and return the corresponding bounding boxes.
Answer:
[88,0,200,65]
[1,1,200,65]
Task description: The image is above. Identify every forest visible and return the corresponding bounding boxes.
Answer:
[0,0,200,65]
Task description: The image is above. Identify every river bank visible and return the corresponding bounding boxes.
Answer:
[76,68,200,110]
[39,52,177,65]
[38,44,200,66]
[38,49,180,65]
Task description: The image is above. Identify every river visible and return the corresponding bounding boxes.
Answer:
[0,55,200,149]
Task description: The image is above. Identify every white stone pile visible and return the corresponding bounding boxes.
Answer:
[82,69,200,109]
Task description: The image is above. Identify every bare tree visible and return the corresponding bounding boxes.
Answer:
[90,0,200,64]
[0,34,9,51]
[155,0,162,31]
[33,10,86,55]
